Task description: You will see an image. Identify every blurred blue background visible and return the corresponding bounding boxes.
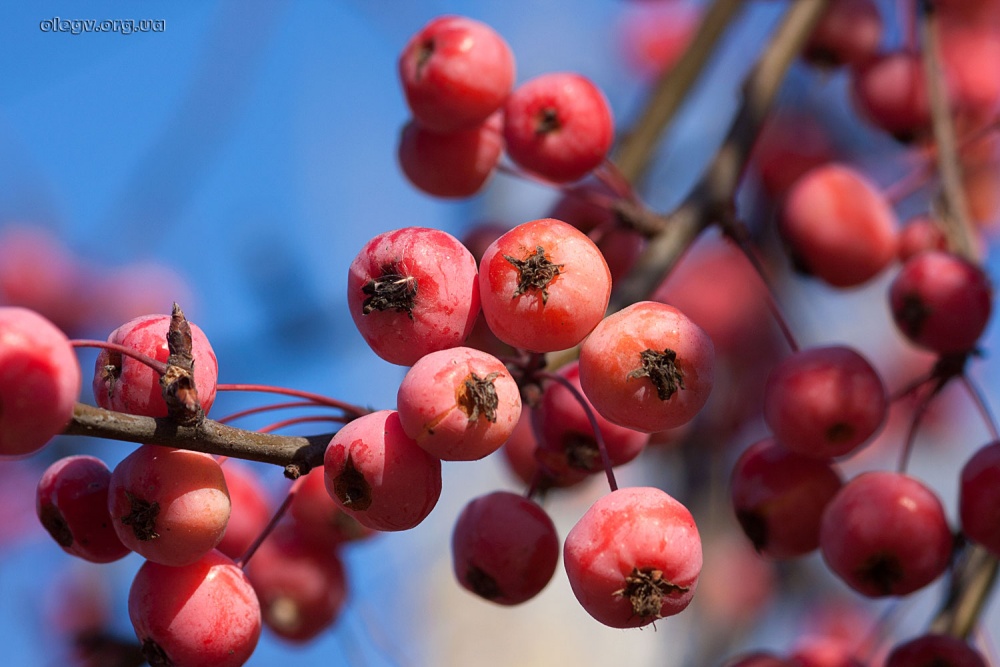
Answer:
[2,1,998,665]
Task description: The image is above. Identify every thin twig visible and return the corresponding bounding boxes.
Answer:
[64,402,330,479]
[612,0,832,310]
[613,0,746,185]
[917,0,976,260]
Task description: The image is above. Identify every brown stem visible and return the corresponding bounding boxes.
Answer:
[611,0,831,310]
[64,402,330,479]
[613,0,746,185]
[917,0,976,260]
[930,543,999,639]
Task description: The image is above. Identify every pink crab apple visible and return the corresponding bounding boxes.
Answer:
[889,250,992,355]
[850,51,933,143]
[215,461,272,560]
[36,455,130,563]
[108,445,231,567]
[959,440,1000,556]
[564,486,702,628]
[884,634,987,667]
[128,549,261,667]
[763,345,888,459]
[730,438,843,559]
[398,15,515,132]
[347,227,481,366]
[503,72,614,183]
[290,466,375,548]
[780,163,898,288]
[579,301,714,433]
[244,522,348,643]
[478,218,611,352]
[93,312,219,417]
[533,360,649,476]
[0,307,82,457]
[819,471,952,597]
[802,0,882,69]
[451,491,559,605]
[324,409,442,531]
[396,346,521,461]
[397,112,503,198]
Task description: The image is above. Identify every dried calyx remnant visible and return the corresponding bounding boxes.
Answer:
[504,245,563,304]
[332,455,372,511]
[362,263,418,318]
[627,348,685,400]
[614,567,689,620]
[456,372,501,423]
[162,303,203,426]
[120,491,160,541]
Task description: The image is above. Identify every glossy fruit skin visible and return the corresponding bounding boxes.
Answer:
[780,164,898,288]
[324,410,442,532]
[959,440,1000,556]
[563,486,701,628]
[128,549,261,667]
[347,227,481,366]
[398,15,515,132]
[36,455,130,563]
[93,313,219,417]
[819,471,952,597]
[451,491,559,605]
[478,218,611,353]
[290,467,375,548]
[0,307,81,457]
[108,445,231,567]
[396,346,521,461]
[884,634,987,667]
[889,251,993,354]
[730,438,843,558]
[397,113,503,198]
[763,346,887,459]
[579,301,714,433]
[502,73,614,183]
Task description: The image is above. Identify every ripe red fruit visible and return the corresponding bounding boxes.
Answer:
[502,73,614,183]
[451,491,559,605]
[763,346,887,459]
[884,634,987,667]
[803,0,882,69]
[579,301,714,433]
[397,113,503,198]
[324,410,442,531]
[36,455,130,563]
[889,251,992,354]
[108,445,231,567]
[780,164,898,288]
[215,461,272,560]
[128,549,261,667]
[478,218,611,352]
[819,471,953,597]
[730,438,843,558]
[850,51,933,142]
[347,227,481,366]
[959,440,1000,556]
[897,216,949,261]
[0,307,82,457]
[396,346,521,461]
[500,409,588,489]
[533,360,649,476]
[398,15,515,132]
[563,486,701,628]
[616,1,699,79]
[289,467,374,547]
[244,522,348,643]
[93,313,219,417]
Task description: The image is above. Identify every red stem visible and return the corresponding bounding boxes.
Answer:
[536,371,618,493]
[217,383,368,418]
[71,339,168,375]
